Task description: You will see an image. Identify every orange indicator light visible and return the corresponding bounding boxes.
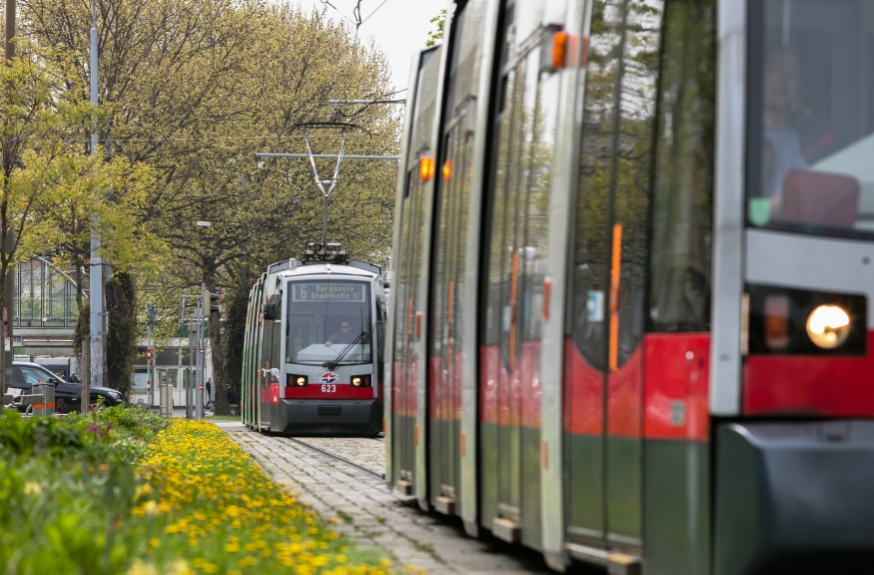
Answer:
[419,157,435,182]
[442,159,454,182]
[552,31,569,69]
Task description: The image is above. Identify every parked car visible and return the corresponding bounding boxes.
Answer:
[8,362,125,414]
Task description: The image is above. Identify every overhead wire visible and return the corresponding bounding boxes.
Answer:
[319,0,355,24]
[359,0,391,27]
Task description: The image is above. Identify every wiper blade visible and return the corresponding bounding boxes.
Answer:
[323,332,365,371]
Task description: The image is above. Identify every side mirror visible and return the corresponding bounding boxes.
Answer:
[263,301,278,320]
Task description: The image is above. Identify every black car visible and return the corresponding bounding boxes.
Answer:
[8,362,125,414]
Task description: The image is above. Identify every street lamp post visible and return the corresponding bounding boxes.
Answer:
[87,0,105,406]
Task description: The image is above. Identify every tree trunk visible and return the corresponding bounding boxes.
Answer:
[74,257,90,412]
[206,273,231,416]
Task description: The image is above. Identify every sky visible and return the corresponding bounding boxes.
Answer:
[299,0,447,90]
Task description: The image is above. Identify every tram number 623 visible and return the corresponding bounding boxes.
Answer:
[321,384,337,393]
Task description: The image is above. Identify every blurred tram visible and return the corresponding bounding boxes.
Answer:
[242,243,386,435]
[386,0,874,573]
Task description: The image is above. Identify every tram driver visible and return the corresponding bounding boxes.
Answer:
[325,319,358,346]
[759,47,844,217]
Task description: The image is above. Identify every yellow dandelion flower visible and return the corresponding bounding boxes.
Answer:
[126,559,158,575]
[23,482,42,496]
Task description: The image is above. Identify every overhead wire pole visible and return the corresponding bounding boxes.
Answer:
[255,97,404,252]
[4,0,17,404]
[255,153,399,160]
[87,0,104,407]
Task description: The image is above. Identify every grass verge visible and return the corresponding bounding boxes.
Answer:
[0,408,396,574]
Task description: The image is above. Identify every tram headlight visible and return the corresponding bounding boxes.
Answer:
[351,375,371,388]
[807,305,851,349]
[287,374,308,387]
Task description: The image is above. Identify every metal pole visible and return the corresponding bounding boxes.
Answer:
[147,321,152,406]
[188,319,194,419]
[87,0,103,405]
[196,286,204,419]
[4,0,16,59]
[1,10,17,380]
[254,153,400,160]
[2,230,14,400]
[322,196,329,248]
[181,296,189,419]
[178,312,183,417]
[328,99,406,106]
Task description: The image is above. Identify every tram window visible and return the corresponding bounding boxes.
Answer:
[570,1,627,369]
[747,0,874,237]
[647,0,716,333]
[285,281,373,366]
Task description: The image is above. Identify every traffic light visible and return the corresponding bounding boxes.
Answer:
[147,303,155,326]
[202,285,220,315]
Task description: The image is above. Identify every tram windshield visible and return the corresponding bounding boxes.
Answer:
[747,0,874,238]
[285,280,372,366]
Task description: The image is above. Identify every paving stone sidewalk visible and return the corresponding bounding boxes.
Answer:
[217,422,556,574]
[293,435,386,475]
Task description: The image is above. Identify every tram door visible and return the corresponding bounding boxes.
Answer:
[481,0,563,547]
[429,0,487,516]
[566,0,662,556]
[392,46,442,496]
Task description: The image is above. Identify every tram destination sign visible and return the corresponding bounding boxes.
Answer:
[292,282,365,302]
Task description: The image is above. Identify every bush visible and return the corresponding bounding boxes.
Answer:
[0,407,163,573]
[0,410,395,574]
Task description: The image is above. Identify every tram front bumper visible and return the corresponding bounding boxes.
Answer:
[715,420,874,575]
[279,398,382,435]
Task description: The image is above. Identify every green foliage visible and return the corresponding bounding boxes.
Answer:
[0,407,390,574]
[17,1,399,403]
[106,272,138,397]
[0,407,165,573]
[426,9,446,47]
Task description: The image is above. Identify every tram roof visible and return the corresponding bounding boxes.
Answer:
[265,260,380,280]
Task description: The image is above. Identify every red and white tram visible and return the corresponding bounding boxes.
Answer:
[385,0,874,573]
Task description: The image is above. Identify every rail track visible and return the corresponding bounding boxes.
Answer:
[284,436,385,482]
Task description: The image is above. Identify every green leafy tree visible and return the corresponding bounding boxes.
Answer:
[221,287,249,395]
[22,0,399,415]
[0,50,96,395]
[105,271,137,397]
[426,9,446,46]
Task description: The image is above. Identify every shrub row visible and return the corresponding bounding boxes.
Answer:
[0,408,393,574]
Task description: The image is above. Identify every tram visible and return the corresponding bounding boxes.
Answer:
[241,243,386,435]
[386,0,874,573]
